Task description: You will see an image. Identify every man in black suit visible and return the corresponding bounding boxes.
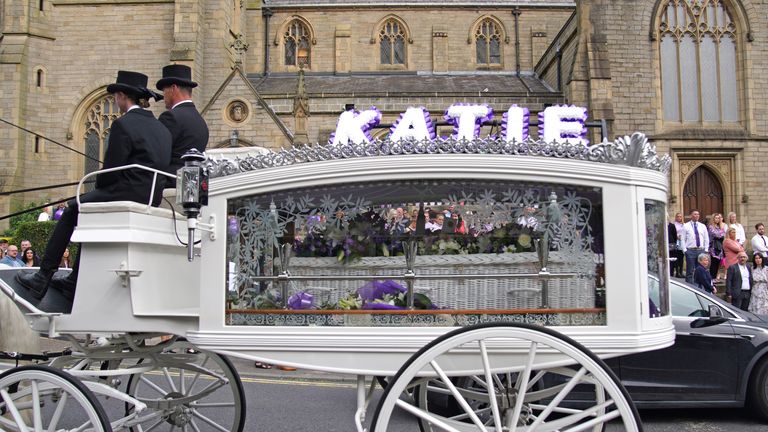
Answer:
[726,251,753,311]
[16,71,171,300]
[156,64,209,187]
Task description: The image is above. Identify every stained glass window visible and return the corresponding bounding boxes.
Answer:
[284,19,311,67]
[475,19,502,66]
[658,0,739,123]
[83,95,118,190]
[379,19,405,65]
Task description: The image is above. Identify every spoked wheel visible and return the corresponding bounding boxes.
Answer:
[371,323,642,431]
[125,344,246,432]
[0,365,112,432]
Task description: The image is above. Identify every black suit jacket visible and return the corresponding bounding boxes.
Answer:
[95,108,171,206]
[159,101,209,179]
[667,222,678,249]
[726,263,754,298]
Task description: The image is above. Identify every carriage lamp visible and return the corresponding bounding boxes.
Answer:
[177,149,210,261]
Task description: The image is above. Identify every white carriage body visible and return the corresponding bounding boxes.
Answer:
[15,134,674,376]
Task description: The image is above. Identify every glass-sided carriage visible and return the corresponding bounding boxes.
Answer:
[0,133,673,431]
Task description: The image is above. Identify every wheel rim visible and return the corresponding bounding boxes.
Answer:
[0,365,112,432]
[372,323,641,432]
[126,345,245,432]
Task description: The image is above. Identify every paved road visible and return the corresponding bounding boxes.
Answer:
[22,340,768,430]
[231,359,767,431]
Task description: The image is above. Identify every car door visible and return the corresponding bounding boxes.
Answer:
[617,284,741,403]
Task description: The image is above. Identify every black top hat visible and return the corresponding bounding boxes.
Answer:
[107,71,149,96]
[156,64,198,90]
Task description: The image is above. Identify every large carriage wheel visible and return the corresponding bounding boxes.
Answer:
[0,365,112,432]
[126,343,246,432]
[371,323,642,431]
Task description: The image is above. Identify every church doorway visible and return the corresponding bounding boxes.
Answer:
[683,165,723,221]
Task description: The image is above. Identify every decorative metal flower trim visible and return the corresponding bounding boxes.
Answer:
[206,132,671,178]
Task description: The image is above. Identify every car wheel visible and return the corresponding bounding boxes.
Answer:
[749,358,768,420]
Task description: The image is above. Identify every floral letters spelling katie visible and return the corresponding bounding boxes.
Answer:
[330,104,588,146]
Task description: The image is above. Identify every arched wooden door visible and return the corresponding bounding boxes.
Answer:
[683,165,723,220]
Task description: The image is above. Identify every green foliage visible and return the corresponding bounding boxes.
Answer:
[11,221,56,257]
[10,221,79,261]
[4,201,46,236]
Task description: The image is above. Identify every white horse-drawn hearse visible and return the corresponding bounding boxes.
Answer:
[0,113,673,431]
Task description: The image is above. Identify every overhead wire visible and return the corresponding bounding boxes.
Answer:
[0,117,102,220]
[0,116,102,164]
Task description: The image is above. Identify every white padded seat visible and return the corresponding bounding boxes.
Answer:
[79,201,184,220]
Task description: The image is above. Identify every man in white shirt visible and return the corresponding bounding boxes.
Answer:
[751,223,768,258]
[726,252,752,311]
[681,209,710,283]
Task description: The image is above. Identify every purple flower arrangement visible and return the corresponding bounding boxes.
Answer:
[285,279,436,310]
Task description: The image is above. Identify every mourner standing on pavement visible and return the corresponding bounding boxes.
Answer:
[16,70,171,300]
[682,209,710,284]
[156,64,209,187]
[693,253,716,294]
[726,252,753,311]
[751,223,768,258]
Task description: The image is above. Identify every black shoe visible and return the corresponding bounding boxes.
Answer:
[15,271,54,299]
[50,276,76,301]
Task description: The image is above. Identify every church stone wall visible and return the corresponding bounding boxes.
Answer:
[572,0,768,241]
[256,6,572,75]
[24,2,176,207]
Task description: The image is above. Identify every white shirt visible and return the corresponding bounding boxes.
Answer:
[681,220,709,252]
[730,223,746,245]
[751,234,768,257]
[739,264,751,290]
[37,212,50,221]
[172,99,193,109]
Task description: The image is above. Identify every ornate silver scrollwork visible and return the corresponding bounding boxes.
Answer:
[206,133,671,179]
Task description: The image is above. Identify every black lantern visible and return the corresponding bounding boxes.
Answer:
[176,149,209,261]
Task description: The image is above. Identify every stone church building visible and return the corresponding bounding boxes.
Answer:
[1,0,766,235]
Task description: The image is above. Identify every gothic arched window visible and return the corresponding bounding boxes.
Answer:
[658,0,739,123]
[475,18,502,66]
[379,19,406,65]
[82,95,119,187]
[284,19,311,67]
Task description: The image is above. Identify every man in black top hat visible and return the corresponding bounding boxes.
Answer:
[16,71,171,301]
[156,64,209,187]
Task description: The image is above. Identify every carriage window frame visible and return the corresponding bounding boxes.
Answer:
[224,178,607,326]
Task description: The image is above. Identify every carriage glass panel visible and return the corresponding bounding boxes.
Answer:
[645,199,670,317]
[224,179,606,327]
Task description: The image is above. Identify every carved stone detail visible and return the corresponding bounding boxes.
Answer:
[226,100,249,123]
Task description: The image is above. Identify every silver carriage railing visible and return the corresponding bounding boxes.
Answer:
[75,164,178,209]
[248,238,590,310]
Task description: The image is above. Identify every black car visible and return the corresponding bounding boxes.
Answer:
[607,279,768,420]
